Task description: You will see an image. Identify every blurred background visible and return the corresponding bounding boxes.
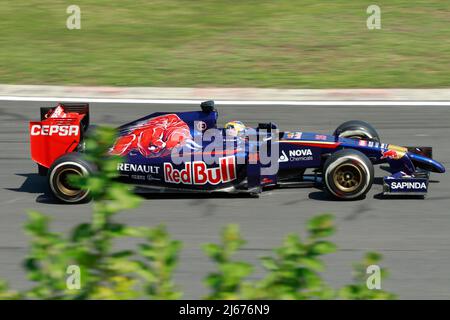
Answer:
[0,0,448,88]
[1,1,450,300]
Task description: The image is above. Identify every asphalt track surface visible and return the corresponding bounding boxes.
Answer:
[1,100,450,299]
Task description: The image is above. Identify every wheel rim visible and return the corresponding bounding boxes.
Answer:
[332,163,363,193]
[55,167,83,198]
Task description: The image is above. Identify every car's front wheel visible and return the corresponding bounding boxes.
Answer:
[322,149,374,200]
[48,153,94,204]
[333,120,380,142]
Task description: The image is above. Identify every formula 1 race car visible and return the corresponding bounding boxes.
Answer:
[29,101,445,203]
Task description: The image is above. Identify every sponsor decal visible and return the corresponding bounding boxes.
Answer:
[278,150,289,162]
[315,134,327,141]
[195,121,207,131]
[279,149,313,162]
[285,132,302,139]
[110,114,192,158]
[359,140,368,147]
[381,149,404,160]
[289,149,313,161]
[131,174,146,181]
[164,156,236,185]
[117,163,160,174]
[30,124,79,136]
[147,174,160,181]
[49,105,67,119]
[390,181,427,190]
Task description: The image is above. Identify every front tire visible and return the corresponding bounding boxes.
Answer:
[48,153,93,204]
[333,120,380,142]
[323,149,374,200]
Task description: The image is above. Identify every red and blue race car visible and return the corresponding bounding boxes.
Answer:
[29,101,445,203]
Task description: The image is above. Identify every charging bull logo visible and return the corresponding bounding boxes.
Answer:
[381,146,407,160]
[110,114,192,158]
[381,150,401,160]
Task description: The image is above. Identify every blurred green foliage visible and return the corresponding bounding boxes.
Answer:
[203,215,395,300]
[339,252,396,300]
[0,126,182,299]
[0,126,395,299]
[0,0,449,87]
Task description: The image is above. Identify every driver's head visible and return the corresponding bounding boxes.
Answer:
[225,121,246,137]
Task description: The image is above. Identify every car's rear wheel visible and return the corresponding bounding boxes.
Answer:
[323,149,374,200]
[333,120,380,142]
[48,153,94,204]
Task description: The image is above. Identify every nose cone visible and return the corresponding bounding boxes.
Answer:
[407,152,446,173]
[436,161,446,173]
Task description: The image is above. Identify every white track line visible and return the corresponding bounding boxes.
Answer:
[0,96,450,106]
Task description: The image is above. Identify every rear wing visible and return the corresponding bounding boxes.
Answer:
[40,103,89,130]
[29,103,89,169]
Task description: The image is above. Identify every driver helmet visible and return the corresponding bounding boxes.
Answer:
[225,121,247,137]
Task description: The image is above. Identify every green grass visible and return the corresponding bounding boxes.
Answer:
[0,0,449,88]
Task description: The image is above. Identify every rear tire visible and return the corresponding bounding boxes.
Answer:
[323,149,374,200]
[48,153,94,204]
[333,120,380,142]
